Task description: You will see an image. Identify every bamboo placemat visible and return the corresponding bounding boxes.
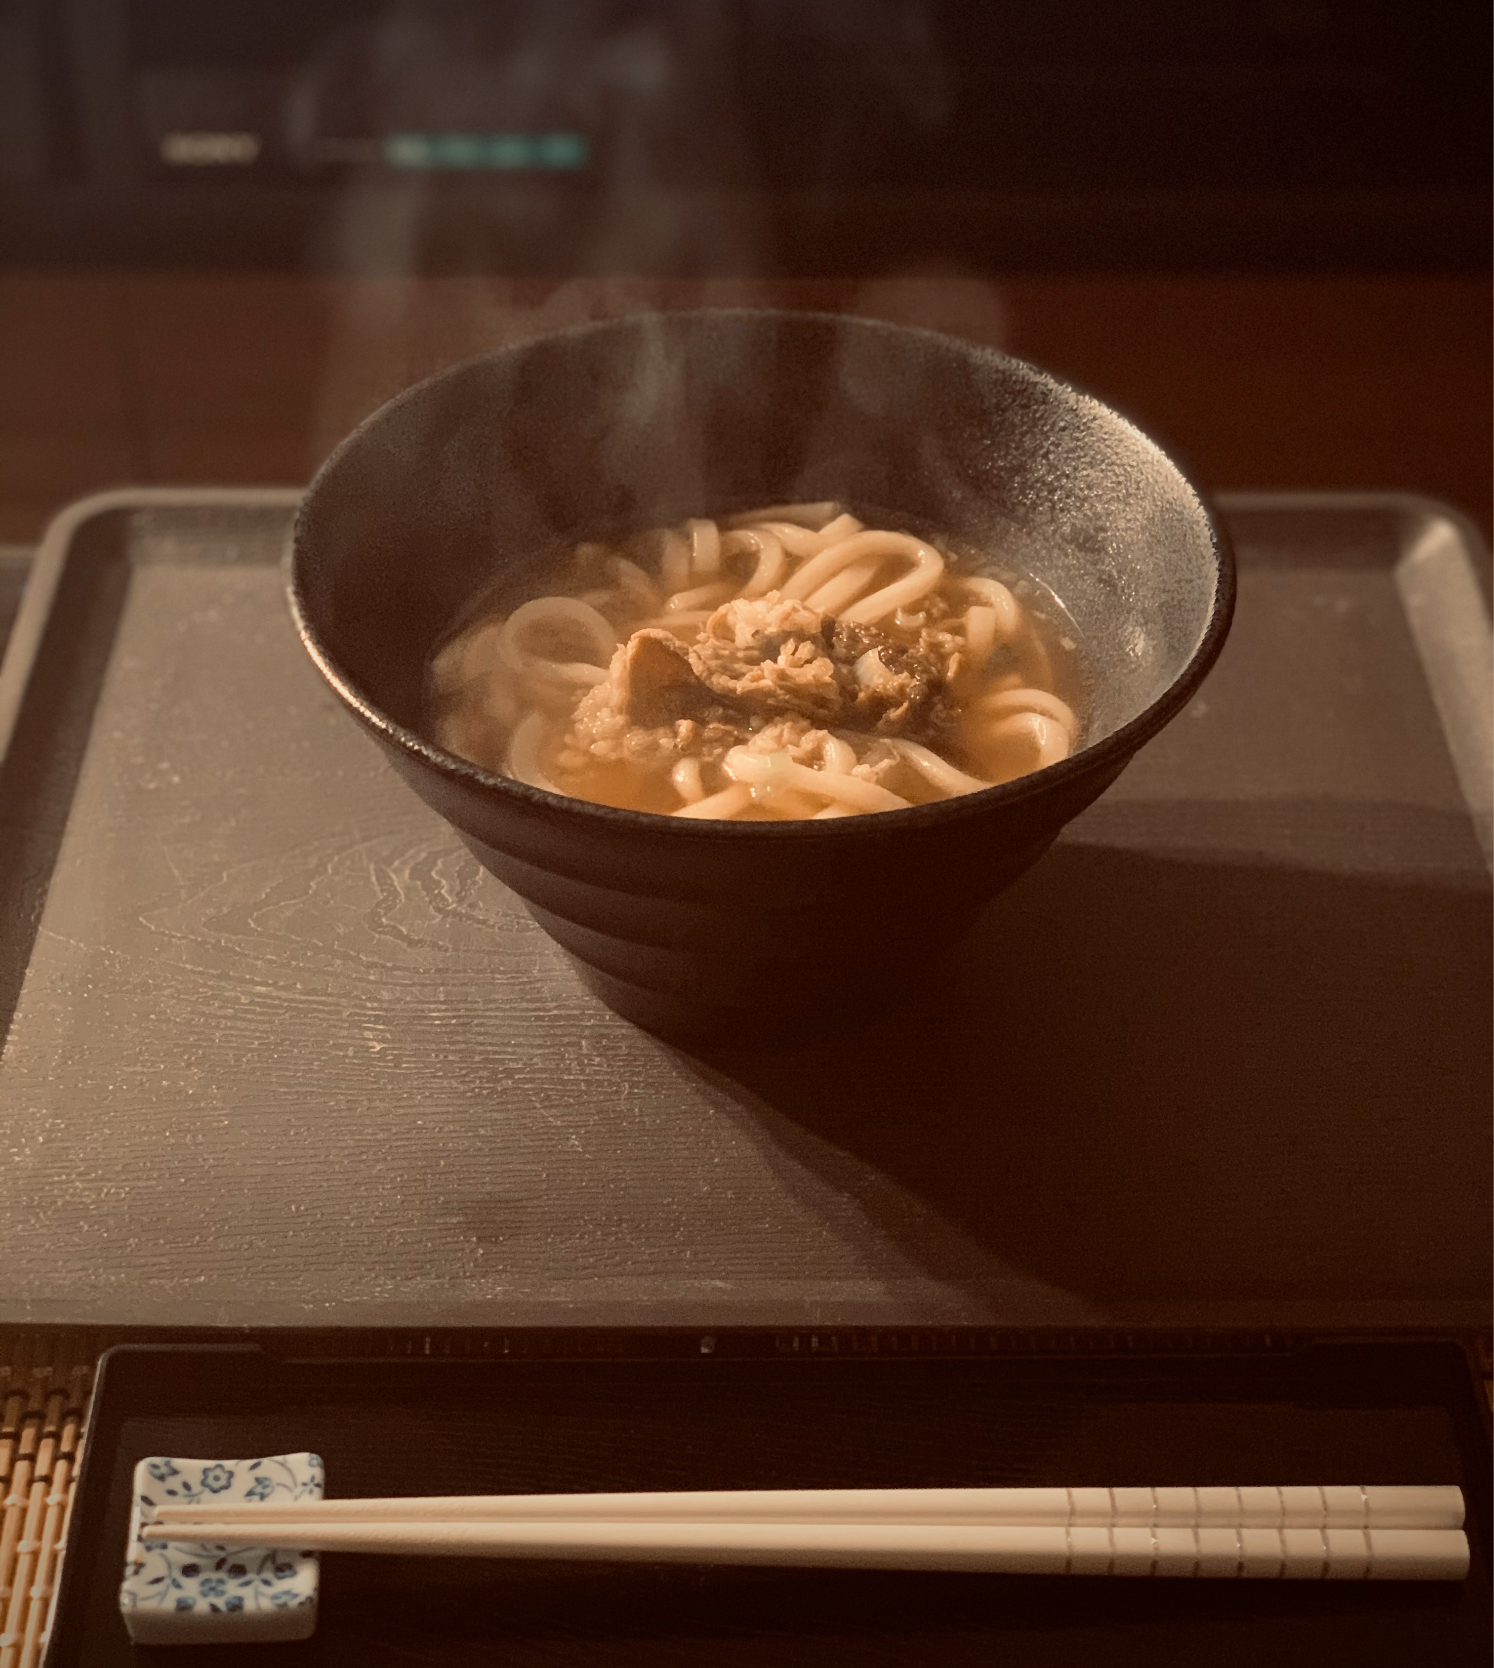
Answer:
[0,1332,102,1668]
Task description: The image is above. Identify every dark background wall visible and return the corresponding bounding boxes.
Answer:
[1,1,1488,543]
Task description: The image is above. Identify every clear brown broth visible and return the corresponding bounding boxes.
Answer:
[425,509,1089,819]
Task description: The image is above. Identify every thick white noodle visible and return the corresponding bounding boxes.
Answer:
[752,520,831,558]
[957,576,1021,642]
[612,557,662,613]
[521,660,606,689]
[841,542,946,624]
[505,711,562,793]
[687,518,721,577]
[891,739,991,797]
[641,610,712,635]
[963,605,1000,671]
[977,686,1077,735]
[670,757,706,803]
[725,501,838,530]
[431,616,505,695]
[987,711,1071,774]
[760,787,829,819]
[806,556,881,615]
[455,663,518,727]
[665,580,736,613]
[659,528,692,592]
[817,512,863,543]
[725,748,911,813]
[819,734,857,773]
[813,803,857,818]
[720,529,789,598]
[780,530,943,624]
[779,531,884,599]
[674,782,753,819]
[497,597,616,689]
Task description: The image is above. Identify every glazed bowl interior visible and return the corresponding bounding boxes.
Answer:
[293,307,1227,785]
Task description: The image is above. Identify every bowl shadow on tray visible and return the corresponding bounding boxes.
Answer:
[666,805,1492,1308]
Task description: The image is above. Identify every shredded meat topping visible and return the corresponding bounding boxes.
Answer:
[564,591,958,770]
[568,629,745,766]
[687,595,956,735]
[741,716,830,761]
[684,597,841,721]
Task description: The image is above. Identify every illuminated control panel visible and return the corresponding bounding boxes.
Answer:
[0,0,1486,270]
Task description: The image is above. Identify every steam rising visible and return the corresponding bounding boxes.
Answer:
[305,3,1008,480]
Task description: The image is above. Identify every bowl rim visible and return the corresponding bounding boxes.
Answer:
[287,305,1237,841]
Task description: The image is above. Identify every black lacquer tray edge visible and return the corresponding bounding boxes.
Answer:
[43,1324,1493,1666]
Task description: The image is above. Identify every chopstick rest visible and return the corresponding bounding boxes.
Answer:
[120,1454,323,1646]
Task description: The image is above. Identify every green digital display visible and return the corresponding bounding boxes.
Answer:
[382,132,589,171]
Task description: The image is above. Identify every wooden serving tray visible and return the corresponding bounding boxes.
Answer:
[0,489,1488,1334]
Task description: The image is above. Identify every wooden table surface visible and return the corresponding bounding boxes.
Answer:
[0,272,1488,547]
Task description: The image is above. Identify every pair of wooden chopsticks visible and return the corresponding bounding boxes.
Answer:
[140,1485,1470,1580]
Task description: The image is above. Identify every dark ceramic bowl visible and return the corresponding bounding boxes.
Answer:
[288,309,1234,1041]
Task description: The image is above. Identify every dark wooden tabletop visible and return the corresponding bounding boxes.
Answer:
[0,492,1486,1333]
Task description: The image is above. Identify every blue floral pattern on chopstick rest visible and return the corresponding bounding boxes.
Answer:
[120,1453,323,1645]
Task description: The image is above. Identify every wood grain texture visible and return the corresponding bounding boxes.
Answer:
[0,499,1487,1330]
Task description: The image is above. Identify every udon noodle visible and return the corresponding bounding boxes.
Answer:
[426,503,1086,820]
